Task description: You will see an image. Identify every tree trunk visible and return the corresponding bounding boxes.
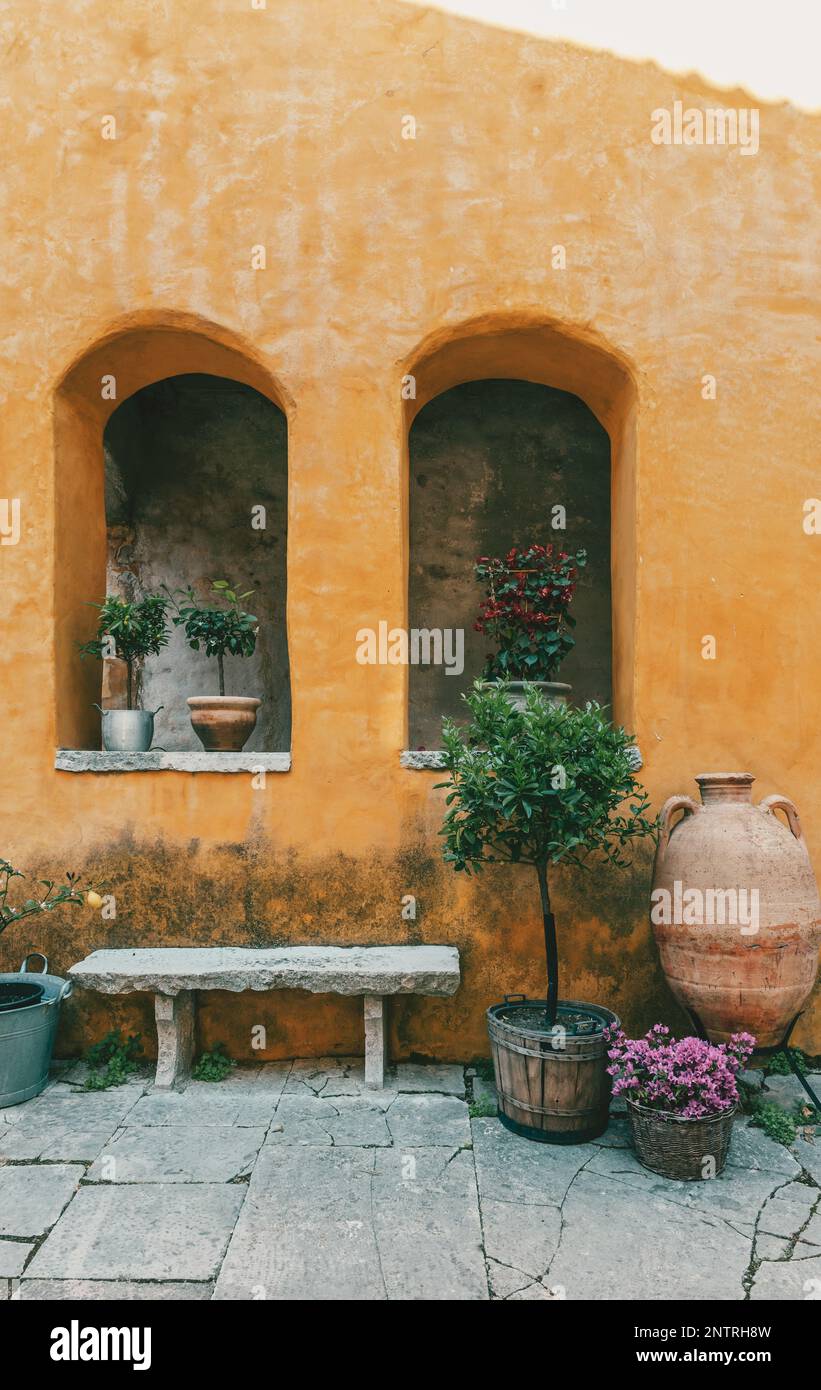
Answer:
[126,660,133,711]
[217,652,225,697]
[536,859,558,1027]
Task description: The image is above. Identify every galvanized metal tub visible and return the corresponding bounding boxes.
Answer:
[0,954,72,1107]
[95,706,162,753]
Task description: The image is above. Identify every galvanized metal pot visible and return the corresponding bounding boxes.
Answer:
[95,706,162,753]
[0,954,73,1107]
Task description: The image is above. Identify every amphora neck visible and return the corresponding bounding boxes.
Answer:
[695,772,754,806]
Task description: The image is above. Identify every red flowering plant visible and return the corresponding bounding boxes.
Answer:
[604,1024,756,1120]
[474,544,587,681]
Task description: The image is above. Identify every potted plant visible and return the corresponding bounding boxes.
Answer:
[80,593,170,752]
[0,860,96,1106]
[606,1024,755,1180]
[438,681,656,1143]
[167,579,261,751]
[474,543,587,710]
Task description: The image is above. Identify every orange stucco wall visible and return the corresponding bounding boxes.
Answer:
[1,0,819,1058]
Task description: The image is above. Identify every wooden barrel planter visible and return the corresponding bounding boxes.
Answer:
[487,997,618,1144]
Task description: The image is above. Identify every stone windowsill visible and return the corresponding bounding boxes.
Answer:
[55,750,291,773]
[401,746,644,771]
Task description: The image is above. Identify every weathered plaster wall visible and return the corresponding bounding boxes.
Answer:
[0,0,818,1058]
[103,374,290,751]
[408,379,610,749]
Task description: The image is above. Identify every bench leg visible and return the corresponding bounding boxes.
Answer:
[154,991,195,1089]
[364,995,388,1089]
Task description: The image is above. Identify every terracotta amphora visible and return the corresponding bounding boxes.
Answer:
[651,773,821,1047]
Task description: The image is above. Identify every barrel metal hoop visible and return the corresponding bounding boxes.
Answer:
[496,1086,599,1118]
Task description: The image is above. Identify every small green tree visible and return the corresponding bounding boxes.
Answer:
[79,594,171,710]
[438,683,657,1026]
[167,580,258,696]
[0,859,88,936]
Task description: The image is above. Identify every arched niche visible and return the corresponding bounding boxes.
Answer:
[401,318,638,748]
[54,319,291,751]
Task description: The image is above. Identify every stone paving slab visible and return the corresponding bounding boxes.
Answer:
[757,1182,818,1239]
[214,1144,487,1300]
[0,1239,34,1276]
[87,1126,267,1182]
[3,1061,820,1300]
[0,1114,121,1163]
[584,1142,794,1227]
[18,1279,214,1300]
[472,1116,589,1207]
[124,1088,277,1128]
[0,1165,84,1238]
[385,1094,471,1147]
[27,1184,245,1281]
[267,1095,392,1147]
[547,1168,753,1300]
[750,1254,821,1300]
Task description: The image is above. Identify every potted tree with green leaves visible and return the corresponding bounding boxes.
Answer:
[0,859,94,1106]
[438,682,656,1143]
[80,594,170,752]
[168,580,260,751]
[474,543,586,710]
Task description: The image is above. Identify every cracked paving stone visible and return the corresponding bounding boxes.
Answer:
[754,1232,792,1261]
[284,1057,366,1098]
[487,1256,533,1300]
[386,1094,471,1147]
[507,1282,556,1300]
[757,1181,818,1239]
[548,1169,751,1299]
[791,1135,821,1184]
[18,1279,214,1300]
[584,1144,792,1226]
[481,1196,561,1279]
[86,1125,267,1182]
[214,1144,487,1300]
[10,1089,143,1127]
[761,1073,821,1110]
[266,1095,392,1146]
[124,1088,276,1128]
[799,1210,821,1246]
[27,1184,244,1281]
[472,1117,588,1206]
[0,1165,83,1238]
[0,1113,122,1163]
[389,1063,466,1097]
[727,1121,801,1177]
[750,1254,821,1300]
[0,1239,34,1276]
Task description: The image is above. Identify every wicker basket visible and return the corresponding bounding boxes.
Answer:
[626,1098,736,1180]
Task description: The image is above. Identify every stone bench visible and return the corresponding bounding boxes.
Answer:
[68,945,461,1091]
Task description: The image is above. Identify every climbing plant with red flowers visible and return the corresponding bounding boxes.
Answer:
[474,543,587,681]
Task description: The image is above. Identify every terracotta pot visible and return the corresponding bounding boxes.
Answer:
[187,696,261,752]
[651,772,821,1047]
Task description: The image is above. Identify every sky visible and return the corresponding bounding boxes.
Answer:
[417,0,819,110]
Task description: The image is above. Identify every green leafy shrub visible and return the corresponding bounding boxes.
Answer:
[84,1030,143,1090]
[80,594,171,710]
[0,860,86,937]
[438,683,656,1025]
[749,1101,797,1146]
[765,1047,808,1077]
[166,580,257,696]
[192,1043,234,1082]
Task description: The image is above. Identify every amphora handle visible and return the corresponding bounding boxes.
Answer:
[759,793,803,841]
[657,795,701,853]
